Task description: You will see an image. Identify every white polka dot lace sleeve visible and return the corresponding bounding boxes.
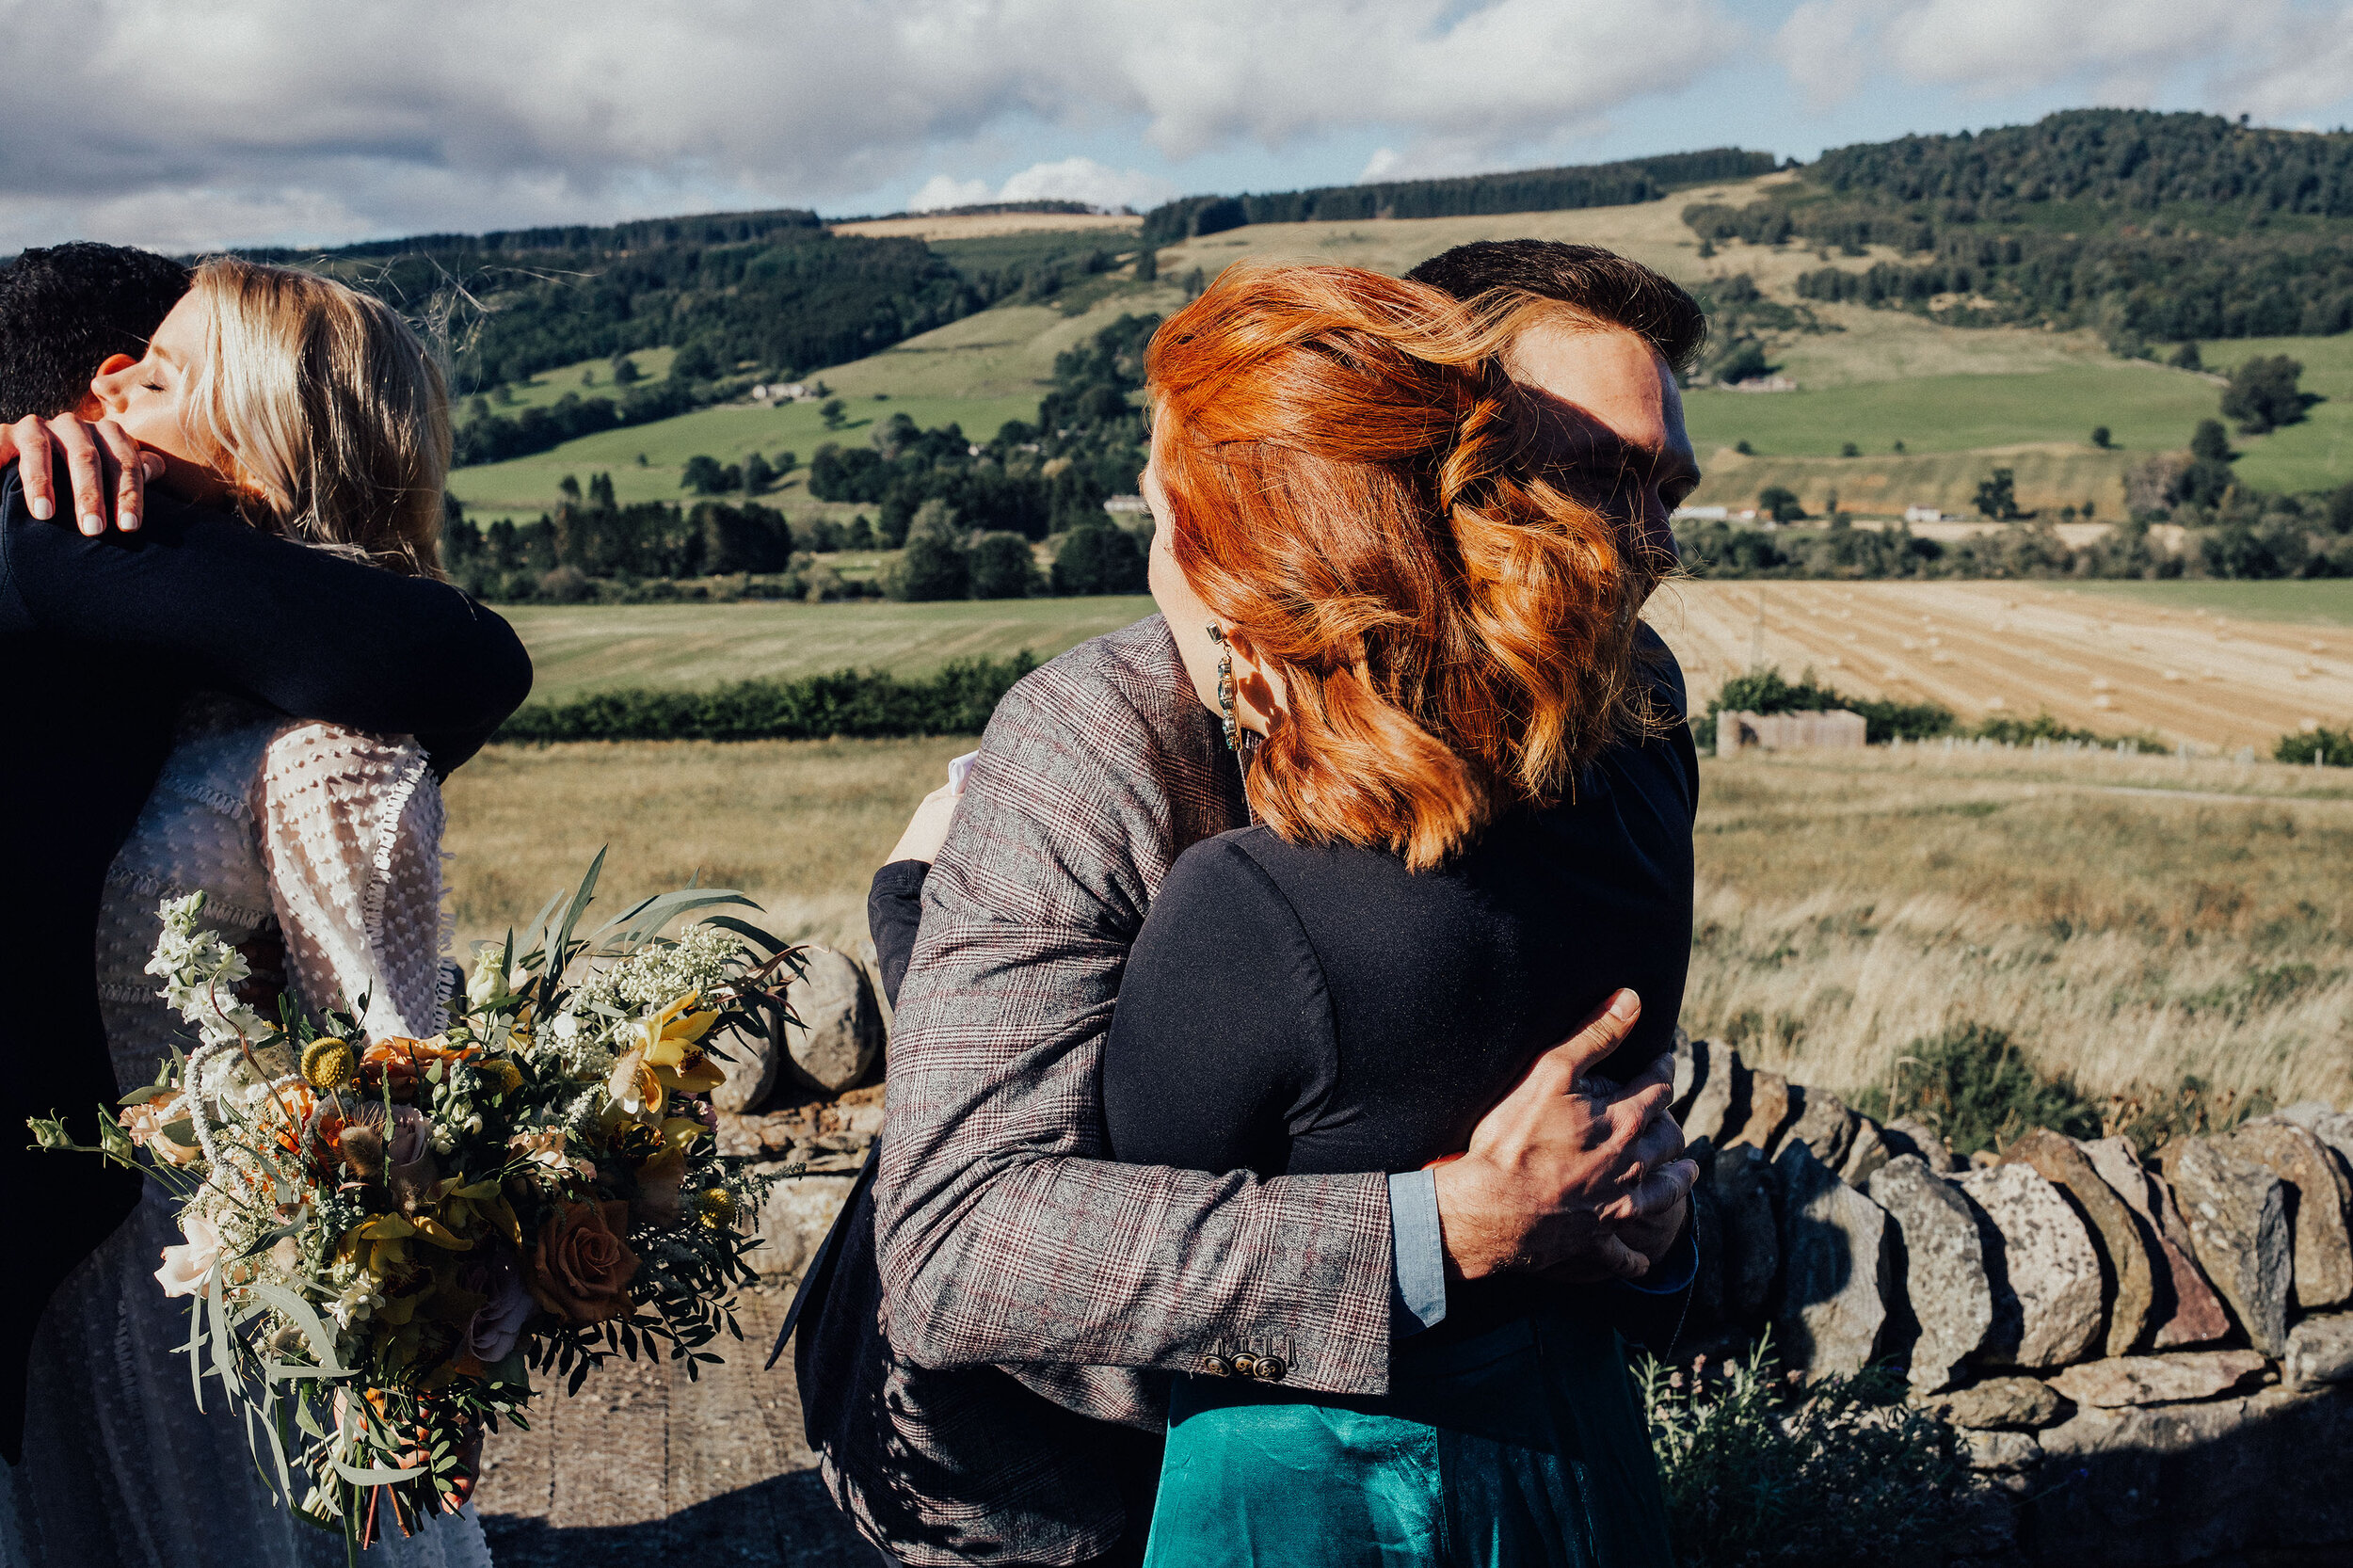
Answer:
[259,723,448,1041]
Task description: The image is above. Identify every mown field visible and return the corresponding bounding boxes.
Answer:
[440,736,2353,1112]
[504,582,2353,751]
[444,181,2353,526]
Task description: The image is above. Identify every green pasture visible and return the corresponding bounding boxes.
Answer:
[1688,446,2137,519]
[504,595,1158,702]
[2190,334,2353,495]
[1684,362,2220,459]
[2045,580,2353,627]
[448,391,1040,522]
[463,347,681,414]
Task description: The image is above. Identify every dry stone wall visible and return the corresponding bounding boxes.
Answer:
[1671,1035,2353,1566]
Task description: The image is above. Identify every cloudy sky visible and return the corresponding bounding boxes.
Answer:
[5,0,2352,254]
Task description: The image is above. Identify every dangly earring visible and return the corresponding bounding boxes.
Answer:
[1205,624,1241,752]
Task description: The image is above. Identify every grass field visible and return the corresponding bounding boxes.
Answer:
[439,737,2353,1112]
[505,596,1155,702]
[504,583,2353,749]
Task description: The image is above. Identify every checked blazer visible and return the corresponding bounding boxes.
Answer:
[839,616,1398,1563]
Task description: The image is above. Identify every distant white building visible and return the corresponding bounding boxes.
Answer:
[1102,494,1149,516]
[1904,504,1948,523]
[1673,504,1731,522]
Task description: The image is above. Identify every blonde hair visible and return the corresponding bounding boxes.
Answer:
[184,257,448,577]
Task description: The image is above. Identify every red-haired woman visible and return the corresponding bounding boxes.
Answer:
[1096,262,1698,1566]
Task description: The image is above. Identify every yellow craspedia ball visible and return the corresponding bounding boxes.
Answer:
[696,1188,737,1231]
[301,1037,356,1091]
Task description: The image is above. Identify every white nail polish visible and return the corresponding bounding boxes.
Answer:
[28,499,52,520]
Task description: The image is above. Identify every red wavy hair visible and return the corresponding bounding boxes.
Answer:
[1146,261,1663,871]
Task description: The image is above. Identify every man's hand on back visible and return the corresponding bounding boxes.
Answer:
[3,414,160,536]
[1431,989,1698,1285]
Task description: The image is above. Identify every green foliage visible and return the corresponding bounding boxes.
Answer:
[2221,354,2313,434]
[968,532,1042,600]
[1853,1021,2101,1155]
[2191,417,2236,462]
[494,653,1038,743]
[2091,424,2112,448]
[2277,724,2353,764]
[1641,1336,1979,1568]
[1756,485,1804,522]
[2169,342,2204,371]
[1137,147,1776,246]
[1973,466,2021,520]
[887,532,972,601]
[443,495,792,596]
[1708,664,1956,744]
[1052,522,1149,595]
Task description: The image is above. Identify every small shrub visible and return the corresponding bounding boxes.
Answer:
[1641,1335,1980,1567]
[493,654,1038,744]
[1853,1021,2099,1155]
[2100,1074,2274,1156]
[2277,725,2353,765]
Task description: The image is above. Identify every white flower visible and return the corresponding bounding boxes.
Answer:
[156,1213,223,1298]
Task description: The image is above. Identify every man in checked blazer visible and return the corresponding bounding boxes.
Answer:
[833,245,1707,1567]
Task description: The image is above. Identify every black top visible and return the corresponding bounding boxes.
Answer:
[0,461,534,1459]
[1100,637,1696,1340]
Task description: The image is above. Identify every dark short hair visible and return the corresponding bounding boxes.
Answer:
[1405,241,1705,374]
[0,242,192,423]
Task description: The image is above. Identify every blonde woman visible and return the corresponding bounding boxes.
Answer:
[14,260,492,1567]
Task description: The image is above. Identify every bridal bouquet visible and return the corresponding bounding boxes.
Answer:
[32,856,794,1557]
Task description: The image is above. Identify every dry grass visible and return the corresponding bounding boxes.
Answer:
[440,736,971,960]
[1689,746,2353,1109]
[440,737,2352,1110]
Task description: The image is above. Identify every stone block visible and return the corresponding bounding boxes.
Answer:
[2220,1119,2353,1310]
[1711,1144,1779,1323]
[1884,1114,1962,1173]
[1780,1084,1858,1171]
[780,947,884,1094]
[746,1168,859,1281]
[2046,1350,2268,1409]
[2080,1135,2233,1351]
[1959,1162,2105,1369]
[2004,1129,2160,1358]
[1728,1067,1794,1152]
[1681,1041,1744,1147]
[2278,1099,2353,1170]
[1773,1140,1890,1379]
[1964,1428,2042,1473]
[1838,1114,1891,1189]
[1868,1153,1994,1391]
[2284,1312,2353,1391]
[2161,1137,2291,1357]
[1929,1375,2066,1431]
[708,1022,779,1114]
[1687,1177,1726,1327]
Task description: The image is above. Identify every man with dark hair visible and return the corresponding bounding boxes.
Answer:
[1407,238,1708,373]
[0,243,533,1466]
[0,242,193,424]
[805,240,1704,1568]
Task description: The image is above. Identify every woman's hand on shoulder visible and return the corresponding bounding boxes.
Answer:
[4,412,163,536]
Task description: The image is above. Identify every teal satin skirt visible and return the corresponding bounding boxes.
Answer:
[1143,1310,1670,1568]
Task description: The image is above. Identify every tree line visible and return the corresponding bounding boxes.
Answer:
[1139,148,1779,246]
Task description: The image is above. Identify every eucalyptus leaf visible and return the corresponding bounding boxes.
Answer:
[330,1458,424,1486]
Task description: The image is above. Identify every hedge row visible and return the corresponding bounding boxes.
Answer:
[495,654,1037,744]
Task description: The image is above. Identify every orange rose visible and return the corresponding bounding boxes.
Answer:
[526,1199,639,1324]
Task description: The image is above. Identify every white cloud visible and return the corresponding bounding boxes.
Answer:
[997,157,1176,212]
[1771,0,2353,119]
[0,0,1740,250]
[906,175,997,213]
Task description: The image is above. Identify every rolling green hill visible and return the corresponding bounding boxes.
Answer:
[449,111,2353,529]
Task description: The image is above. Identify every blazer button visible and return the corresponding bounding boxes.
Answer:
[1199,1354,1232,1378]
[1253,1355,1288,1383]
[1230,1353,1260,1379]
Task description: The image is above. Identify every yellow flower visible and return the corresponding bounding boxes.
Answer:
[606,1048,663,1120]
[477,1058,524,1095]
[695,1188,737,1231]
[301,1037,356,1091]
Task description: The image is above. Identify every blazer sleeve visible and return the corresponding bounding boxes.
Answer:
[0,465,532,774]
[874,635,1398,1404]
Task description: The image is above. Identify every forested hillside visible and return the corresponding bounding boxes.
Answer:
[1139,148,1777,245]
[1684,110,2353,346]
[282,210,1121,394]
